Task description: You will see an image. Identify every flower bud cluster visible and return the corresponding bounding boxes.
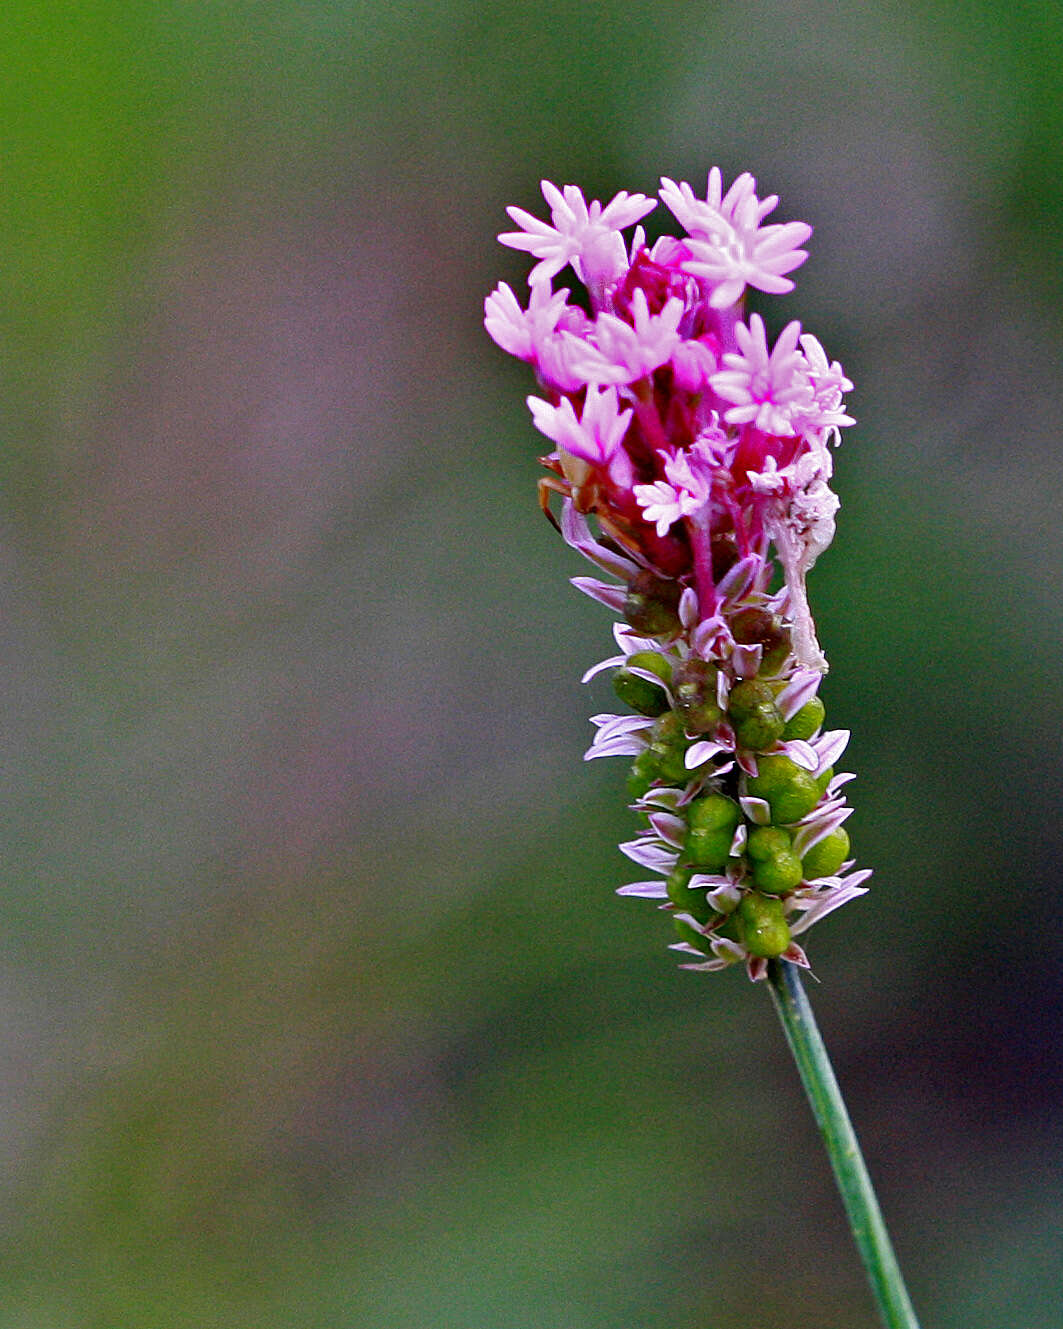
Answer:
[486,171,869,979]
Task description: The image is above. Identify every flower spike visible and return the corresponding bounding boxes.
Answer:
[486,172,863,979]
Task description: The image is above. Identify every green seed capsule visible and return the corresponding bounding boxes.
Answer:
[623,570,682,636]
[746,826,792,861]
[630,651,672,683]
[733,704,786,752]
[727,679,777,719]
[613,667,670,717]
[687,792,741,832]
[684,826,733,871]
[783,696,826,741]
[751,849,804,894]
[654,746,691,784]
[737,893,792,958]
[666,865,714,923]
[801,827,851,879]
[747,754,822,824]
[647,712,692,784]
[672,658,723,734]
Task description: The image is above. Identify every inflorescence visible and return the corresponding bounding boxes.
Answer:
[485,170,870,980]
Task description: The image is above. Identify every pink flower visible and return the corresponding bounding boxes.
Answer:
[526,384,634,471]
[565,290,685,386]
[795,333,856,433]
[498,181,657,289]
[660,169,812,308]
[711,314,814,436]
[483,280,572,362]
[633,437,725,535]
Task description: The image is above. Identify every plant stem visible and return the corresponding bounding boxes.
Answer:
[766,959,921,1329]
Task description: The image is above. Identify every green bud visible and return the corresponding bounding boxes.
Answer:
[737,893,792,958]
[733,704,786,752]
[684,826,732,871]
[746,826,792,861]
[626,750,659,800]
[613,666,670,717]
[747,754,822,824]
[783,696,826,741]
[815,766,834,794]
[672,658,723,734]
[623,570,681,636]
[751,849,804,895]
[728,680,785,750]
[666,865,713,923]
[687,792,741,832]
[801,827,851,879]
[629,651,672,683]
[646,712,691,784]
[727,679,777,719]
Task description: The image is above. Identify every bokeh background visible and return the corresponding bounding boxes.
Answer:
[1,2,1061,1325]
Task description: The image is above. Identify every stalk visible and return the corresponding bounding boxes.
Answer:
[766,959,921,1329]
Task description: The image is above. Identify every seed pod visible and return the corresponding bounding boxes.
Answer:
[613,655,671,716]
[687,791,741,832]
[801,827,851,879]
[672,658,723,733]
[666,865,714,923]
[648,712,692,784]
[684,826,733,871]
[750,849,804,894]
[783,696,826,741]
[733,704,785,752]
[747,754,822,824]
[746,825,792,861]
[730,607,791,673]
[729,680,785,752]
[673,916,711,954]
[626,750,659,800]
[737,893,792,958]
[623,570,682,636]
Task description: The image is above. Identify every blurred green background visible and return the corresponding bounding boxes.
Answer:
[0,2,1061,1325]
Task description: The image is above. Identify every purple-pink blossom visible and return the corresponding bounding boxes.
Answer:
[527,384,634,475]
[498,181,657,290]
[660,168,812,308]
[711,315,814,436]
[565,290,685,386]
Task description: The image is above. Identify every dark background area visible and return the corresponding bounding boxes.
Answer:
[0,2,1061,1325]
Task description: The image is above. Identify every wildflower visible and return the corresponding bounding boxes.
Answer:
[660,168,813,307]
[486,170,864,980]
[498,181,657,290]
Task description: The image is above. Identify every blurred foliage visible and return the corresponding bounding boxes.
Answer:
[0,1,1061,1326]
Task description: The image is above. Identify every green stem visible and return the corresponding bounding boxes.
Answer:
[766,959,921,1329]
